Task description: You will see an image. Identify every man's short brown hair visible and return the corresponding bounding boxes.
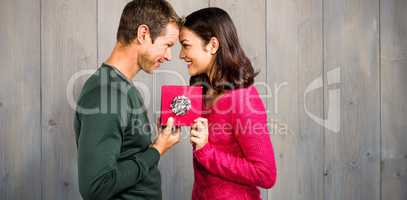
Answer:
[116,0,181,45]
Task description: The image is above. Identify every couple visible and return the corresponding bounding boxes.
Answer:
[74,0,277,200]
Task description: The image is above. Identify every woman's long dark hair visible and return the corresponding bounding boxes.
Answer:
[184,7,257,105]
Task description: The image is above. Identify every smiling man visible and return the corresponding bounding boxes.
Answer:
[74,1,181,200]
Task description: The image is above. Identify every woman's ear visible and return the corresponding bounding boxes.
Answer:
[136,24,151,44]
[206,37,219,55]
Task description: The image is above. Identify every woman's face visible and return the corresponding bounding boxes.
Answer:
[179,27,216,76]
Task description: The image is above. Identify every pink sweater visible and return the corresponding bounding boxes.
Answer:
[192,85,277,200]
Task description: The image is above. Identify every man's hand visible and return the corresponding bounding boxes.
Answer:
[151,117,181,156]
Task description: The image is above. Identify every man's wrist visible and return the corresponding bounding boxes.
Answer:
[151,144,165,155]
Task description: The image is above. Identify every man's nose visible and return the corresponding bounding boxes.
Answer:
[164,48,172,61]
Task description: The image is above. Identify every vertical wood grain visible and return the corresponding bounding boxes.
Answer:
[323,0,381,199]
[41,0,97,199]
[267,0,324,199]
[0,0,41,199]
[380,0,407,199]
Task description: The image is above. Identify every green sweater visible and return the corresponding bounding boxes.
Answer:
[74,63,161,200]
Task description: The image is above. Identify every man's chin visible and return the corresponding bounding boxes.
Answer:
[142,63,160,74]
[143,69,153,74]
[151,63,161,72]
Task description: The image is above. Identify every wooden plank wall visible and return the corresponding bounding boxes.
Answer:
[323,0,381,200]
[41,0,97,199]
[0,0,406,200]
[0,0,41,200]
[380,0,407,200]
[267,0,324,200]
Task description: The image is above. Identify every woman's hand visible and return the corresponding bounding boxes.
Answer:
[190,117,209,150]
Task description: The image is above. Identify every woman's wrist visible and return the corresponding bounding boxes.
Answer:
[195,142,208,150]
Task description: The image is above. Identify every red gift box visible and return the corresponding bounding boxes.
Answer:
[160,85,203,126]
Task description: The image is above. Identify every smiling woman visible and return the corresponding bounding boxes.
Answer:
[180,9,257,107]
[178,7,277,200]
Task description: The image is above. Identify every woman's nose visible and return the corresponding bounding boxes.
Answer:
[179,50,185,59]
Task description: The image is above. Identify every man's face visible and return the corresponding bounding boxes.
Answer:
[139,22,179,73]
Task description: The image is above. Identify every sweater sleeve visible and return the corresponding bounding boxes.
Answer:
[76,89,160,200]
[193,87,277,188]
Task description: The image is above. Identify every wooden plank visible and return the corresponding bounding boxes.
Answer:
[98,0,128,67]
[267,0,324,200]
[0,0,41,200]
[155,2,209,200]
[41,0,97,199]
[380,0,407,199]
[323,0,381,199]
[267,1,300,198]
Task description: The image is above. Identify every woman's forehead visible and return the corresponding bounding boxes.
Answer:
[179,28,198,39]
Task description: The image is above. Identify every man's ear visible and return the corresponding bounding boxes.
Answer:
[136,24,151,44]
[206,37,219,55]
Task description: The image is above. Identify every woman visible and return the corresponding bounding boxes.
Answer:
[179,7,277,200]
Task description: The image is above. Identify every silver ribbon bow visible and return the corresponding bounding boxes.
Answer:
[170,95,192,116]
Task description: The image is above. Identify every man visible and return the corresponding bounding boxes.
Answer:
[74,1,181,199]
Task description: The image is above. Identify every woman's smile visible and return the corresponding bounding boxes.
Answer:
[182,57,193,68]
